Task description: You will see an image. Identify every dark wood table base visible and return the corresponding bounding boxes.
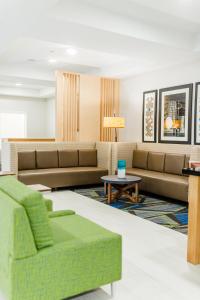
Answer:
[104,182,141,204]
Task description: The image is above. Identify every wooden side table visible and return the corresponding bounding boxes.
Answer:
[183,168,200,264]
[27,184,52,193]
[101,175,142,204]
[0,172,16,176]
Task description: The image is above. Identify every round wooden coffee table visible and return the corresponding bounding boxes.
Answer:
[101,175,142,204]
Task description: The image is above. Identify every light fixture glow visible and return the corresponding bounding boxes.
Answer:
[66,47,78,56]
[15,83,22,87]
[48,58,57,63]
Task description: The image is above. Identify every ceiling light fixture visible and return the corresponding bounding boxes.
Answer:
[66,47,78,56]
[48,58,57,63]
[15,83,22,86]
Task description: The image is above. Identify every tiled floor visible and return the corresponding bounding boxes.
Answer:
[48,190,200,300]
[1,190,200,300]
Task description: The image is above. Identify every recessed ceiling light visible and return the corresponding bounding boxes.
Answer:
[66,47,78,56]
[48,58,57,63]
[15,83,22,86]
[27,58,36,63]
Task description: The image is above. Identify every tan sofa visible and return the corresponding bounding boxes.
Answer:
[126,150,189,202]
[111,142,191,202]
[1,141,111,188]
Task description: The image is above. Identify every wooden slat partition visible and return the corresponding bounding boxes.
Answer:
[100,78,120,141]
[56,71,80,141]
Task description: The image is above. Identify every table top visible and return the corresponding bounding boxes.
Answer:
[101,175,142,184]
[182,168,200,176]
[27,184,51,192]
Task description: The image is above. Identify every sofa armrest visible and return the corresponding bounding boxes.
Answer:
[95,142,112,174]
[111,142,137,174]
[48,210,75,218]
[43,198,53,212]
[1,141,18,175]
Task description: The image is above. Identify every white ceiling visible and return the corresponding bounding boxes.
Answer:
[0,0,200,98]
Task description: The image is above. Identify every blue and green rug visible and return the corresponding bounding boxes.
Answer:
[74,186,188,234]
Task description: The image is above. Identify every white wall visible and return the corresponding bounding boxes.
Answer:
[120,60,200,143]
[46,97,55,138]
[0,96,50,138]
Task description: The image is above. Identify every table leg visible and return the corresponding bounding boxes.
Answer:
[134,183,139,202]
[107,183,112,204]
[104,182,107,195]
[187,175,200,264]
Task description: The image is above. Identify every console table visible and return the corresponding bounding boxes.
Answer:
[182,168,200,264]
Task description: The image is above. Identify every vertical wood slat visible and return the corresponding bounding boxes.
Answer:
[56,71,80,141]
[100,78,120,142]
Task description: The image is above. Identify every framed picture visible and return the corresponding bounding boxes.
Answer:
[194,82,200,145]
[158,84,193,144]
[142,90,157,143]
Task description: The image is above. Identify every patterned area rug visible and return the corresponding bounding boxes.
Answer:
[74,186,188,234]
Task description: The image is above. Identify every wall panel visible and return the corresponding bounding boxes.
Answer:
[100,78,120,141]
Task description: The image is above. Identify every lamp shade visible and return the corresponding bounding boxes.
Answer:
[103,117,125,128]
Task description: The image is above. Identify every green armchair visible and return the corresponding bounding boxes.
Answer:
[0,176,122,300]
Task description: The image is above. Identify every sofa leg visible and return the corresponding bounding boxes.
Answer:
[111,282,114,297]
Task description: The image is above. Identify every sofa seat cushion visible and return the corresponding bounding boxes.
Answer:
[126,168,188,202]
[127,168,188,184]
[18,167,108,188]
[0,176,53,249]
[132,150,148,169]
[36,150,58,169]
[18,151,36,170]
[58,150,78,168]
[50,214,121,248]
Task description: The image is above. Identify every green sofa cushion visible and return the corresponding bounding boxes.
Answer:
[0,176,53,250]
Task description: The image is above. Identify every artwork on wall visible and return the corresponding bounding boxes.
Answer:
[194,82,200,145]
[158,84,193,144]
[142,90,157,143]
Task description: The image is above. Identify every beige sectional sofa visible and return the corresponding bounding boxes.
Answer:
[126,150,189,202]
[112,142,191,202]
[2,140,198,201]
[1,141,111,188]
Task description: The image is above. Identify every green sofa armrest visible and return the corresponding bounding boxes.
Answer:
[48,210,75,218]
[43,198,53,212]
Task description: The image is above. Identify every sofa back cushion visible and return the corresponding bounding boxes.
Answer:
[79,149,97,167]
[58,150,78,168]
[18,151,36,170]
[132,150,148,169]
[147,152,165,172]
[0,189,37,262]
[0,176,53,250]
[164,154,185,175]
[36,150,58,169]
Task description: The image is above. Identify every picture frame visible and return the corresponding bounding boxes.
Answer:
[194,82,200,145]
[158,84,193,144]
[142,90,157,143]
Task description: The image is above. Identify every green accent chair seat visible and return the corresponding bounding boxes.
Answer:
[0,176,122,300]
